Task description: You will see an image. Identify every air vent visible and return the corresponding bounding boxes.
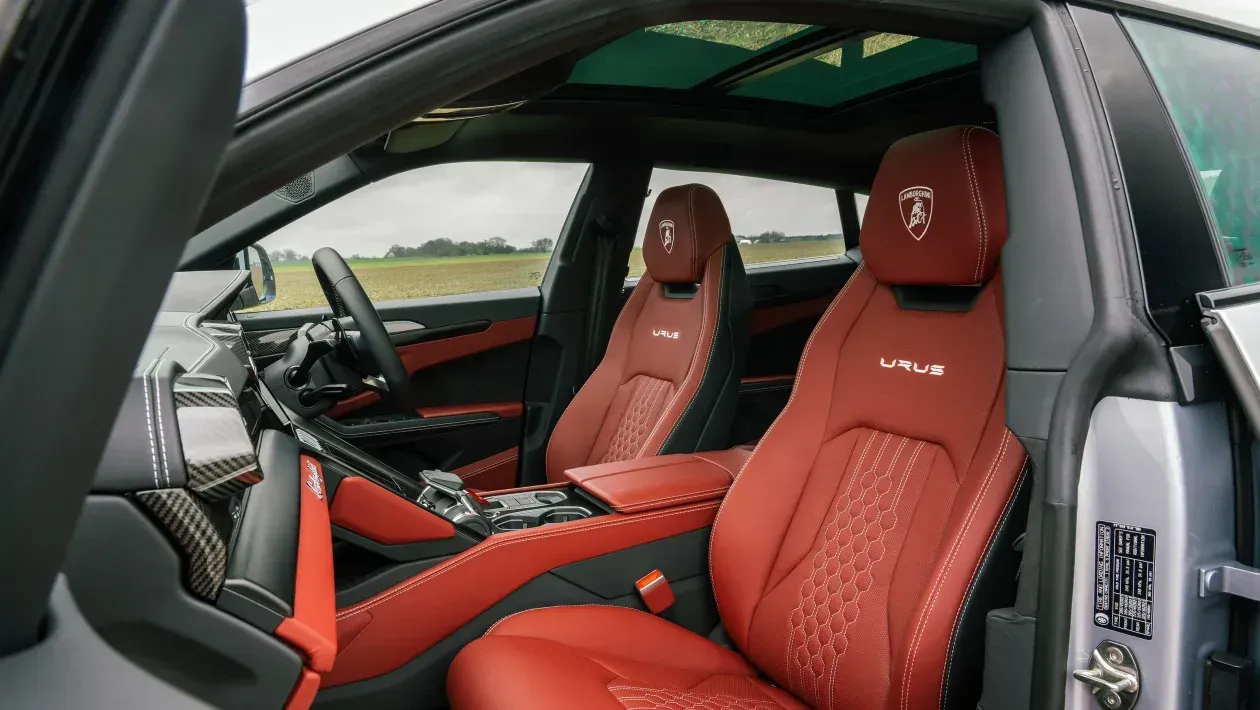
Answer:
[274,172,315,203]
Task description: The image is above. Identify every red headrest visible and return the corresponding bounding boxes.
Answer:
[642,184,733,284]
[861,126,1007,286]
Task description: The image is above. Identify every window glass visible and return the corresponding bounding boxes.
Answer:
[628,169,846,278]
[731,35,976,107]
[1126,19,1260,284]
[248,161,588,311]
[565,24,975,107]
[567,21,815,90]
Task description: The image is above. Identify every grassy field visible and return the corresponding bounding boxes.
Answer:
[250,242,844,312]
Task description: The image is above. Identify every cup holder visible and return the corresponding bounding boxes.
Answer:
[539,506,592,524]
[491,505,592,531]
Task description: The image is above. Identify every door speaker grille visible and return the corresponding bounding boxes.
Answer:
[274,172,315,203]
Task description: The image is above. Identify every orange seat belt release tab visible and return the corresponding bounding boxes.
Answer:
[635,569,675,615]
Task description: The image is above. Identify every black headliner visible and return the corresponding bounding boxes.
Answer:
[362,64,991,190]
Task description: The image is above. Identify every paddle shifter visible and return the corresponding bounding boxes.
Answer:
[417,469,493,536]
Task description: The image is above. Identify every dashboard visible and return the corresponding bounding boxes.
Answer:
[68,270,333,710]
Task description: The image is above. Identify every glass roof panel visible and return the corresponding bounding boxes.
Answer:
[566,21,817,90]
[731,35,977,107]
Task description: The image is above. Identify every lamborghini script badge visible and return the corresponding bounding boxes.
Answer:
[659,219,675,254]
[898,186,934,241]
[304,460,324,500]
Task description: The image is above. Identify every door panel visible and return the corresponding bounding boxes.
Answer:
[238,288,540,485]
[737,257,856,444]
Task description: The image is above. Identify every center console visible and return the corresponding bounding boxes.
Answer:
[415,469,602,536]
[323,448,749,691]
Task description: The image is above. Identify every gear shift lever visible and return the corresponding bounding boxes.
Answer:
[419,469,490,535]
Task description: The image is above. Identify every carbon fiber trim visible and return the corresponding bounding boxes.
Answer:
[243,327,300,359]
[173,376,261,502]
[200,321,250,366]
[135,489,227,599]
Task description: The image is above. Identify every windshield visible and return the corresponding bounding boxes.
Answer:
[244,0,437,83]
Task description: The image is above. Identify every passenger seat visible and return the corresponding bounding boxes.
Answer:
[545,184,751,482]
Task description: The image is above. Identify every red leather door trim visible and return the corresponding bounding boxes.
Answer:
[328,317,536,418]
[329,476,455,545]
[324,500,720,686]
[274,456,337,673]
[749,294,835,335]
[452,447,519,490]
[415,402,523,418]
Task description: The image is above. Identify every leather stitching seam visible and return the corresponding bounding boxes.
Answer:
[546,276,651,479]
[939,460,1027,709]
[900,431,1011,710]
[708,264,868,635]
[614,486,732,512]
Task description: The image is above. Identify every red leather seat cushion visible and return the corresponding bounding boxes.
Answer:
[447,606,808,710]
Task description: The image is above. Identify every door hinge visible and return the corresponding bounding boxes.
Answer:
[1072,640,1140,710]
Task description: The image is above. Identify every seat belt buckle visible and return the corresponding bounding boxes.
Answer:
[635,569,675,615]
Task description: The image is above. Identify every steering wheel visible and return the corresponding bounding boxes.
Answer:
[311,247,418,412]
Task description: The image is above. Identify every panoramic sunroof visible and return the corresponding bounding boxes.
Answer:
[565,21,977,108]
[567,21,819,90]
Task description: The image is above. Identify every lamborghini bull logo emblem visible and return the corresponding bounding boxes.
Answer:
[898,186,934,241]
[659,219,675,254]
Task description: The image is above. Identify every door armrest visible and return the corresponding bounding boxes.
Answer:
[563,450,749,513]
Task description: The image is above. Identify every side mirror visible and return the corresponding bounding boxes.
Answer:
[234,244,276,310]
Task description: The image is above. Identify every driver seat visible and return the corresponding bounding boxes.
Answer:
[447,126,1027,709]
[544,184,750,482]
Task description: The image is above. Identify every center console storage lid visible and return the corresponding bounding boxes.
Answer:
[563,450,748,514]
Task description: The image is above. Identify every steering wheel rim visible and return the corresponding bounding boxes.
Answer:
[311,247,418,412]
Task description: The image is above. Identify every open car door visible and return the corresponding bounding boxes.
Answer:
[0,0,242,707]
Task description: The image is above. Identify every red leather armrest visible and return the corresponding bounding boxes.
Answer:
[563,450,749,513]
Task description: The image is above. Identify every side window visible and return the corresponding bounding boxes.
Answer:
[628,168,847,277]
[250,161,589,311]
[1125,19,1260,285]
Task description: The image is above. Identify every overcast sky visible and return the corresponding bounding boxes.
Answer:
[258,162,867,258]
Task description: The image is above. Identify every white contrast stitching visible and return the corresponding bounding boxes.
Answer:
[614,486,731,512]
[709,264,869,636]
[483,603,659,636]
[152,360,171,487]
[940,460,1026,706]
[637,254,716,457]
[141,358,160,488]
[785,429,879,695]
[456,453,517,481]
[546,276,651,479]
[657,250,727,453]
[688,185,698,282]
[900,431,1010,710]
[962,126,986,285]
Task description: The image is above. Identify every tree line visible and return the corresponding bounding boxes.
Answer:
[740,231,842,243]
[267,237,555,264]
[266,231,836,264]
[384,237,554,258]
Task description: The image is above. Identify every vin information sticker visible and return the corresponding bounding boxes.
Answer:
[1093,521,1156,639]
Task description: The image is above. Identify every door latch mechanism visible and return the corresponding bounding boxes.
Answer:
[1073,640,1140,710]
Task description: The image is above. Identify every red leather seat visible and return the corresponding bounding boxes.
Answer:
[448,125,1027,710]
[545,185,750,482]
